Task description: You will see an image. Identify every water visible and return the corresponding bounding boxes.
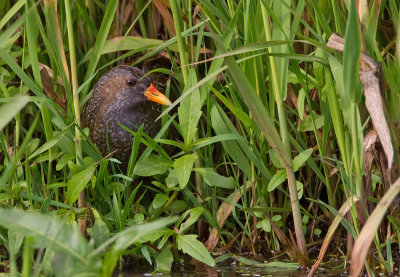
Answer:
[119,258,347,277]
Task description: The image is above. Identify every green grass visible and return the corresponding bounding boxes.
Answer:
[0,0,400,276]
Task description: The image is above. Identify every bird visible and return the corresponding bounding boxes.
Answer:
[82,65,172,168]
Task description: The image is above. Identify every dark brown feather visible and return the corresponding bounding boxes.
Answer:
[82,66,162,167]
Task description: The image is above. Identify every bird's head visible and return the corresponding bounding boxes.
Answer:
[92,65,172,108]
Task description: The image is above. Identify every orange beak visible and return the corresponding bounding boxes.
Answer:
[144,84,172,106]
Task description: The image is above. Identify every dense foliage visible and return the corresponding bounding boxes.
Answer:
[0,0,399,276]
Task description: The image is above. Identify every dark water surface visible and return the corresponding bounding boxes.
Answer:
[119,258,347,277]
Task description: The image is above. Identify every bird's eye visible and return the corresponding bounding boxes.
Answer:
[126,79,135,86]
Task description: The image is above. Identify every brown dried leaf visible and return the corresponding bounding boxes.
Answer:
[153,0,175,36]
[43,0,70,82]
[327,33,393,170]
[361,65,393,170]
[364,129,378,151]
[123,2,134,25]
[350,177,400,277]
[39,63,66,112]
[151,4,162,35]
[193,4,201,19]
[328,167,339,177]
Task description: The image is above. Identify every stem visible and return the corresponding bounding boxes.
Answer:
[22,237,33,277]
[351,102,363,197]
[65,0,85,232]
[169,0,189,83]
[65,0,82,161]
[261,2,307,258]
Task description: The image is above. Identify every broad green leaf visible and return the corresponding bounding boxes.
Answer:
[0,208,100,274]
[100,219,175,276]
[133,154,172,176]
[314,228,322,237]
[179,207,204,233]
[133,213,145,224]
[293,148,313,172]
[178,69,202,145]
[173,153,197,189]
[176,234,215,266]
[8,229,23,256]
[343,0,361,103]
[233,255,299,269]
[256,219,271,233]
[141,246,152,265]
[297,111,324,132]
[297,89,306,120]
[87,208,111,248]
[152,194,169,209]
[138,228,174,244]
[269,150,283,169]
[166,200,187,213]
[272,215,282,222]
[0,95,29,131]
[156,248,173,272]
[267,169,287,192]
[253,205,263,218]
[193,168,235,189]
[67,166,96,205]
[112,218,177,252]
[166,170,179,188]
[297,181,304,200]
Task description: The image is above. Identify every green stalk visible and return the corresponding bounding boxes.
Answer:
[261,2,307,257]
[137,0,148,37]
[187,0,194,63]
[170,0,205,240]
[27,1,55,187]
[351,103,363,197]
[65,0,82,162]
[22,237,33,277]
[169,0,189,83]
[15,1,30,155]
[65,0,85,228]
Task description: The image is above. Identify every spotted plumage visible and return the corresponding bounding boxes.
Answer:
[82,66,168,167]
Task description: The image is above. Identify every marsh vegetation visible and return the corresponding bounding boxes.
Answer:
[0,0,399,276]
